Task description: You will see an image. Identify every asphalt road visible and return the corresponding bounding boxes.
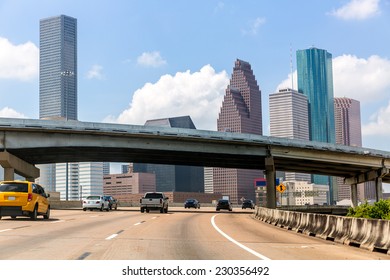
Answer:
[0,207,389,260]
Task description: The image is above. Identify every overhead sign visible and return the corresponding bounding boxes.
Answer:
[276,183,286,193]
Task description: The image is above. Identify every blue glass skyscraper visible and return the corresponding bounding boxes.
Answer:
[39,15,77,120]
[297,47,336,202]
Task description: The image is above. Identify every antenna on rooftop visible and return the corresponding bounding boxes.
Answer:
[290,43,294,91]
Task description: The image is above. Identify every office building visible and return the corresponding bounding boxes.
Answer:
[213,59,263,204]
[334,97,375,201]
[269,88,310,182]
[40,15,77,120]
[296,47,336,202]
[133,116,204,193]
[38,15,103,199]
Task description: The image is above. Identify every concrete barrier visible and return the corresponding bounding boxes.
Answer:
[253,207,390,255]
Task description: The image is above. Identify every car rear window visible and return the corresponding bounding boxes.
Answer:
[86,196,101,200]
[145,193,163,199]
[0,183,29,193]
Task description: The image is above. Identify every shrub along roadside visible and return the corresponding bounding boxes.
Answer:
[347,199,390,220]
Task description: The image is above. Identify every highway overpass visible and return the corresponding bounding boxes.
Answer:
[0,117,389,208]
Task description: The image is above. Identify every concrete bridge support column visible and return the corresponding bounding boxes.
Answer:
[4,167,15,181]
[375,177,383,202]
[265,156,276,209]
[0,151,39,182]
[350,183,358,208]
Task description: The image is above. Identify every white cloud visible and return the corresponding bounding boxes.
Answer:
[241,17,266,36]
[362,101,390,136]
[137,51,167,68]
[104,65,229,130]
[276,70,297,92]
[329,0,380,20]
[0,37,38,81]
[86,64,104,80]
[0,107,27,118]
[333,54,390,102]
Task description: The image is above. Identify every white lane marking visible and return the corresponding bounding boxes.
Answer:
[50,220,65,224]
[211,214,271,260]
[0,228,12,233]
[105,234,118,240]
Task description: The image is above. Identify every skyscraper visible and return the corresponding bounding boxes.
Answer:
[133,116,204,193]
[296,47,336,202]
[269,88,310,182]
[40,15,77,120]
[213,59,262,204]
[334,97,374,202]
[38,15,102,199]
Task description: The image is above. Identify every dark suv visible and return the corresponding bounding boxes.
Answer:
[103,195,118,210]
[242,199,255,209]
[216,199,232,211]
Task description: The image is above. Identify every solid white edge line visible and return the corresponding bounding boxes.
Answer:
[211,214,271,260]
[0,228,12,233]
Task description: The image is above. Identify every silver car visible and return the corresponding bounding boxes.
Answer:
[82,195,110,211]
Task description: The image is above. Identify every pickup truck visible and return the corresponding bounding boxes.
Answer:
[140,192,169,213]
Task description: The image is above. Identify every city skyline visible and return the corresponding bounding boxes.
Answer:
[0,0,389,155]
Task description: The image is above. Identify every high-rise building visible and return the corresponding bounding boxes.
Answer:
[133,116,204,193]
[296,47,336,202]
[269,88,310,182]
[38,15,103,199]
[40,15,77,120]
[334,97,375,201]
[213,59,263,204]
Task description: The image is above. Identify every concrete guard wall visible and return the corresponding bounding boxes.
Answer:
[253,207,390,255]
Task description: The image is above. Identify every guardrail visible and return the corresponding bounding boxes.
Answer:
[253,206,390,255]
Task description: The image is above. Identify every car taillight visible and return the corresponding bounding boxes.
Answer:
[96,201,100,204]
[28,193,33,202]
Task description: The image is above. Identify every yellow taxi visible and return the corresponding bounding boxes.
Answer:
[0,180,50,220]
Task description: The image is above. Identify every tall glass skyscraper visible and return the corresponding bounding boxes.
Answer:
[213,59,262,204]
[297,47,336,202]
[39,15,77,120]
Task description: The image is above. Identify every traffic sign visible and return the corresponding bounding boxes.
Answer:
[276,183,286,193]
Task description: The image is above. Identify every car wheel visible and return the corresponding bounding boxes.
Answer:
[44,207,50,219]
[141,208,144,213]
[30,205,38,220]
[146,209,150,213]
[83,208,86,211]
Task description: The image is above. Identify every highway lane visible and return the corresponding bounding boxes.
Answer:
[0,207,389,260]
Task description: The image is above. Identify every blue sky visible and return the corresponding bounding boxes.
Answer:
[1,0,390,152]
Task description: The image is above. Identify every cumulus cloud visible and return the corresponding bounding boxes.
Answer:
[137,51,167,68]
[86,64,104,80]
[104,65,229,130]
[241,17,266,36]
[362,101,390,136]
[276,70,297,92]
[0,37,38,80]
[0,107,27,118]
[328,0,380,20]
[333,54,390,102]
